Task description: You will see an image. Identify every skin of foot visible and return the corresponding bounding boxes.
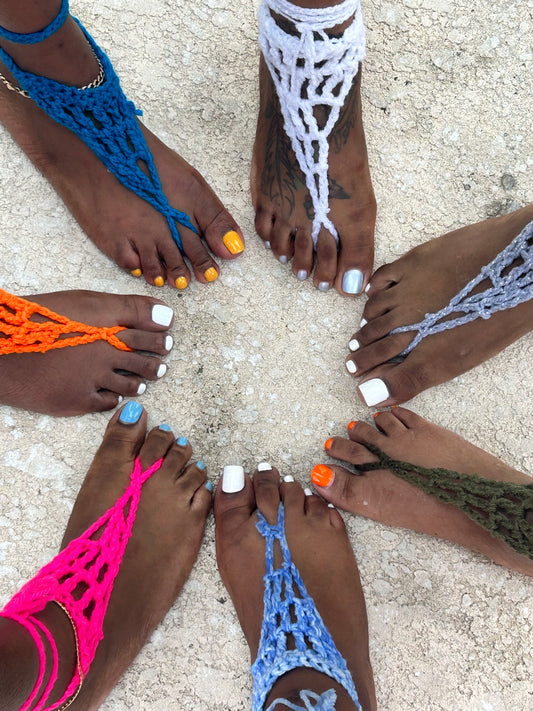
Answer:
[251,2,376,295]
[0,290,175,415]
[0,3,245,288]
[312,407,533,577]
[0,404,212,711]
[215,465,377,711]
[346,205,533,406]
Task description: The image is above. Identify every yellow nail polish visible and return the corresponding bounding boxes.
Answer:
[311,464,334,488]
[204,267,218,282]
[131,268,142,277]
[154,276,165,287]
[324,438,333,451]
[223,230,245,255]
[175,277,188,290]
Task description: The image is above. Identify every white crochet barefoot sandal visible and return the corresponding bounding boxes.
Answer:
[258,0,366,245]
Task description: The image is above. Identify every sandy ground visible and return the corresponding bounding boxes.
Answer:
[0,0,532,709]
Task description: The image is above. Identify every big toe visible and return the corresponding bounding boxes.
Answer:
[311,463,377,515]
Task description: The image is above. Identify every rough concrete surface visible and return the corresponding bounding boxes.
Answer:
[0,0,532,709]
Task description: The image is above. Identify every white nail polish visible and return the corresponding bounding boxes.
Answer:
[283,475,295,483]
[359,378,390,407]
[327,503,335,509]
[257,462,272,472]
[348,339,360,352]
[137,383,146,395]
[117,395,124,404]
[360,318,367,328]
[265,241,271,249]
[152,304,174,327]
[346,360,357,374]
[304,487,313,497]
[156,364,167,378]
[364,283,371,294]
[165,335,173,352]
[279,255,288,264]
[297,270,308,281]
[222,465,245,493]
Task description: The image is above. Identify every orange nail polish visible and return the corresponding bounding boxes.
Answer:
[348,421,356,430]
[311,464,334,488]
[324,438,333,451]
[154,276,165,287]
[131,268,142,277]
[175,276,188,290]
[204,267,218,282]
[391,405,397,409]
[373,412,380,419]
[223,230,245,255]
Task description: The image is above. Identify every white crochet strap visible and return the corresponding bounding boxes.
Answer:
[259,0,365,244]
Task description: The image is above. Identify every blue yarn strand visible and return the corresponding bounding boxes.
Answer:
[0,0,69,44]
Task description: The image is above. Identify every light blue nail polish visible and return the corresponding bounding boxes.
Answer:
[177,436,188,447]
[318,281,330,292]
[159,424,171,431]
[205,480,213,493]
[279,255,288,264]
[197,461,206,470]
[342,269,364,294]
[297,269,307,281]
[119,401,143,424]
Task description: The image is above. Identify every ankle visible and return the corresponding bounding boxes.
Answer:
[0,617,40,711]
[33,602,77,707]
[265,669,368,710]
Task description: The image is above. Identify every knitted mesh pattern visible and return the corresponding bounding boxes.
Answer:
[266,689,338,711]
[258,0,365,244]
[0,0,68,44]
[0,456,163,711]
[391,219,533,355]
[0,289,131,355]
[0,5,195,254]
[359,444,533,560]
[251,503,361,711]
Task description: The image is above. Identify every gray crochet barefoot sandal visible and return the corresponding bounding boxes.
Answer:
[391,218,533,355]
[253,503,361,711]
[358,444,533,560]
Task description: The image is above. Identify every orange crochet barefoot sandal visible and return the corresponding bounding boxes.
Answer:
[0,289,132,355]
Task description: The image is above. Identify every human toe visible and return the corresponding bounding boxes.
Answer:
[345,331,412,378]
[363,261,400,296]
[291,229,314,280]
[313,230,338,291]
[351,311,404,349]
[325,431,381,467]
[358,359,430,407]
[253,464,282,523]
[138,424,179,470]
[179,224,221,283]
[270,219,295,264]
[372,410,407,436]
[117,329,174,356]
[197,199,245,260]
[311,463,369,514]
[335,228,374,296]
[98,401,148,460]
[115,352,169,383]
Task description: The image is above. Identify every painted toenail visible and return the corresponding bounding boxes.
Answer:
[154,276,165,287]
[311,465,333,488]
[257,462,272,471]
[360,318,367,328]
[137,383,146,395]
[283,475,295,482]
[304,487,313,496]
[223,230,245,255]
[318,281,330,292]
[348,421,356,430]
[265,241,271,249]
[159,424,171,431]
[348,338,360,352]
[342,269,364,294]
[204,267,219,282]
[222,465,245,493]
[327,503,335,509]
[119,401,143,424]
[373,412,380,419]
[165,335,173,352]
[175,277,188,290]
[131,268,142,277]
[156,364,167,378]
[197,461,206,470]
[177,436,188,447]
[117,395,123,404]
[364,283,371,294]
[279,255,288,264]
[324,438,333,451]
[345,360,357,374]
[205,480,213,493]
[297,270,308,280]
[359,378,390,407]
[152,304,174,327]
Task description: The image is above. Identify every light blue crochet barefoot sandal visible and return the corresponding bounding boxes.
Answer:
[253,503,361,711]
[0,0,195,253]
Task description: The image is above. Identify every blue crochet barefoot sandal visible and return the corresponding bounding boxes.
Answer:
[0,0,195,254]
[253,503,361,711]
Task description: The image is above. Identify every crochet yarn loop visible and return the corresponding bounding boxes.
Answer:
[266,688,338,711]
[259,0,365,244]
[358,444,533,560]
[0,289,131,355]
[252,503,361,711]
[391,219,533,355]
[0,0,68,44]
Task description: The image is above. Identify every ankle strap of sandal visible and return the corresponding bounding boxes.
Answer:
[0,0,68,44]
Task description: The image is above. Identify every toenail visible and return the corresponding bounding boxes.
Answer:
[360,318,367,328]
[327,503,335,509]
[279,255,288,264]
[364,283,371,294]
[342,269,364,295]
[318,281,330,292]
[197,461,206,470]
[137,383,146,395]
[222,465,245,493]
[117,395,123,404]
[175,277,188,290]
[324,438,333,451]
[119,401,143,424]
[131,268,142,277]
[359,378,390,407]
[345,360,357,374]
[265,241,271,249]
[296,269,308,280]
[154,276,165,287]
[283,475,295,482]
[257,462,272,471]
[204,267,219,282]
[205,480,213,493]
[165,335,173,352]
[373,412,380,419]
[311,465,333,488]
[177,436,188,447]
[223,230,245,255]
[348,338,360,352]
[348,420,356,430]
[152,304,174,327]
[159,424,171,431]
[304,487,313,496]
[156,364,167,378]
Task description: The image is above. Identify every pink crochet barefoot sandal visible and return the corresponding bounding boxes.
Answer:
[0,455,163,711]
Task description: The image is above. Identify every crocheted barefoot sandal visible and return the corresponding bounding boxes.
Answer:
[391,218,533,355]
[358,444,533,560]
[0,289,131,355]
[0,0,195,254]
[0,455,163,711]
[258,0,366,245]
[253,503,361,711]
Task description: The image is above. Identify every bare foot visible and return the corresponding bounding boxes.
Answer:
[312,407,533,576]
[251,10,376,295]
[0,290,175,415]
[215,464,376,710]
[345,206,533,406]
[0,9,244,288]
[0,403,212,710]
